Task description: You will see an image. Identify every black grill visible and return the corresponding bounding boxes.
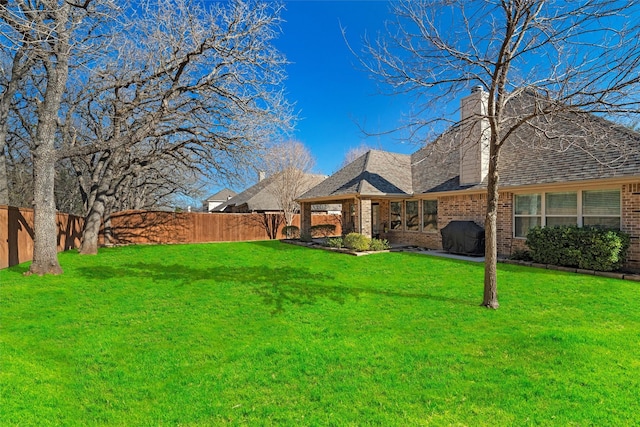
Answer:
[440,221,485,256]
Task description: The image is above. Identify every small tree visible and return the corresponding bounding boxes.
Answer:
[360,0,640,308]
[262,140,317,227]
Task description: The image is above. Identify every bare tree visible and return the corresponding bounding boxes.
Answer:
[0,0,117,274]
[58,0,293,255]
[1,0,293,269]
[262,140,316,227]
[340,142,372,168]
[361,1,640,308]
[0,36,33,205]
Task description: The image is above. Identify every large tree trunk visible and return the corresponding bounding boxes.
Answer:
[79,155,115,254]
[27,5,70,276]
[29,145,63,275]
[482,145,500,309]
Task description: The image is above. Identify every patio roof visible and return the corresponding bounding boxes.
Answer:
[298,150,413,201]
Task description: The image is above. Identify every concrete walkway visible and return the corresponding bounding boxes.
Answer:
[390,245,485,263]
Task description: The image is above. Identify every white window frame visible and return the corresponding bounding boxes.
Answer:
[513,189,621,239]
[389,200,403,231]
[421,199,438,233]
[514,194,542,238]
[405,200,420,232]
[582,189,622,229]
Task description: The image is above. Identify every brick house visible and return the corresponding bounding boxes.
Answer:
[297,88,640,269]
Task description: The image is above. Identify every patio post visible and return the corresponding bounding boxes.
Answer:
[359,199,372,238]
[300,202,312,238]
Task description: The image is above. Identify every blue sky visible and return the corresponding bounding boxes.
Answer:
[275,0,415,175]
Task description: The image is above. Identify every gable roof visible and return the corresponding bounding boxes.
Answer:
[300,96,640,202]
[299,149,413,201]
[215,171,329,212]
[205,188,236,202]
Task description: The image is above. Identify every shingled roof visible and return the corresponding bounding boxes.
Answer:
[300,95,640,202]
[204,188,236,202]
[298,150,413,201]
[215,171,329,212]
[410,111,640,195]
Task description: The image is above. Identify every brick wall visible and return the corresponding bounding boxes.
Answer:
[378,184,640,270]
[622,183,640,269]
[380,192,515,258]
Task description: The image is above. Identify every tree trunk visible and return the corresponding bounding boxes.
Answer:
[0,146,8,206]
[103,213,113,246]
[27,5,71,275]
[79,195,106,255]
[29,147,63,275]
[482,146,500,309]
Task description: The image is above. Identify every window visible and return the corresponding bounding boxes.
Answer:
[390,201,402,230]
[405,201,419,231]
[514,194,541,238]
[545,192,577,227]
[514,189,621,238]
[583,189,620,229]
[422,200,438,232]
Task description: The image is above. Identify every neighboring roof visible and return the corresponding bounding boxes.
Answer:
[299,149,413,201]
[300,94,640,202]
[205,188,236,202]
[214,171,329,212]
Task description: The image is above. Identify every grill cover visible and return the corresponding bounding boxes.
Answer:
[440,221,485,256]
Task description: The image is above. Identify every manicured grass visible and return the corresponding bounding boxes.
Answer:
[1,241,639,425]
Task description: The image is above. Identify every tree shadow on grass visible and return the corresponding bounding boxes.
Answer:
[76,261,475,315]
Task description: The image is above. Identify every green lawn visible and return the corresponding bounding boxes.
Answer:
[1,241,639,426]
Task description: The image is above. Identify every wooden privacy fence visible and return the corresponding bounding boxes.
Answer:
[0,207,342,269]
[108,210,342,245]
[0,205,84,269]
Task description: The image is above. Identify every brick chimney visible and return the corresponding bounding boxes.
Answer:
[459,86,490,185]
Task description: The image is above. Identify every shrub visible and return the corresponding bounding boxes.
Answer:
[510,249,532,261]
[526,226,630,271]
[369,238,390,251]
[324,237,343,248]
[310,223,337,238]
[282,225,300,239]
[343,233,371,252]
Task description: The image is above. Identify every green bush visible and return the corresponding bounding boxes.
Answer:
[282,225,300,239]
[369,238,390,251]
[310,223,337,238]
[526,226,630,271]
[343,233,371,252]
[510,249,532,261]
[324,237,343,248]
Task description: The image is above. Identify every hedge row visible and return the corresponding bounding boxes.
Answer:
[526,226,630,272]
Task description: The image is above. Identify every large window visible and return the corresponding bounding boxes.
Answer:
[422,200,438,231]
[583,190,621,229]
[514,189,621,238]
[390,201,402,230]
[405,201,419,231]
[545,192,577,227]
[514,194,541,237]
